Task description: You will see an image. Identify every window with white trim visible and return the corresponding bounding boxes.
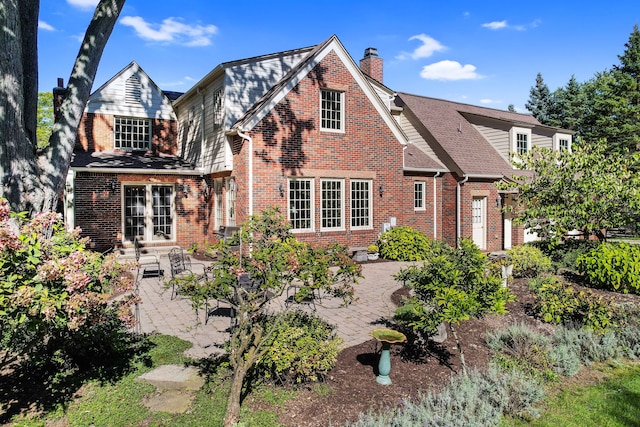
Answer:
[212,87,224,130]
[351,180,372,229]
[288,178,314,232]
[214,179,223,230]
[321,179,344,230]
[320,89,344,131]
[414,181,425,210]
[516,133,528,155]
[114,117,151,150]
[510,127,531,159]
[227,178,236,226]
[553,133,572,152]
[124,184,174,241]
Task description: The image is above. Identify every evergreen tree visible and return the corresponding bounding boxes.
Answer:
[525,72,553,124]
[582,25,640,153]
[548,75,585,138]
[507,104,516,112]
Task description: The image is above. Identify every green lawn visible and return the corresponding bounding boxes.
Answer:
[503,362,640,427]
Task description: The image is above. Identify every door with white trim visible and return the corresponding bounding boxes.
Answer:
[472,197,487,250]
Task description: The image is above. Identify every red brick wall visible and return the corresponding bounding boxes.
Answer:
[73,172,211,252]
[231,50,405,250]
[76,112,177,154]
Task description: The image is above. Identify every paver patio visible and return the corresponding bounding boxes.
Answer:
[132,256,413,358]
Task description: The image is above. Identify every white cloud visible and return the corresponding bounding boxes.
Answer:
[482,20,508,30]
[396,33,446,60]
[482,19,541,31]
[38,20,55,31]
[418,60,484,81]
[66,0,98,10]
[120,16,218,47]
[479,99,502,105]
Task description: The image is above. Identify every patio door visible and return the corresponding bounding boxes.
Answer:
[472,197,487,250]
[124,184,174,242]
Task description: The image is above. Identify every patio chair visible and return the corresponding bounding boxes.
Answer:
[167,247,208,300]
[134,236,162,283]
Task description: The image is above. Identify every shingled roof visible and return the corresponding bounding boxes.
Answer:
[71,150,198,172]
[396,92,541,177]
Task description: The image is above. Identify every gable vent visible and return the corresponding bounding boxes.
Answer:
[125,74,142,104]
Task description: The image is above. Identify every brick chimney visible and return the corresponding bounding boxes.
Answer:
[359,47,383,83]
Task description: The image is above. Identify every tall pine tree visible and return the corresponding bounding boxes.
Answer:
[583,25,640,153]
[525,73,553,124]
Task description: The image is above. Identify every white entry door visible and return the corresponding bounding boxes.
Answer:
[472,197,487,250]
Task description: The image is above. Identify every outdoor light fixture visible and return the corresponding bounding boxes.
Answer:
[496,197,502,208]
[278,182,285,197]
[229,178,236,192]
[182,182,190,197]
[378,184,384,196]
[110,180,118,191]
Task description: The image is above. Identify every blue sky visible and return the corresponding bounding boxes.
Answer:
[38,0,640,113]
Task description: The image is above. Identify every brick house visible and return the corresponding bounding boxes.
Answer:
[65,35,571,253]
[393,93,573,251]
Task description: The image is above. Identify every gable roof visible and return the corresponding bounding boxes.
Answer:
[231,35,410,147]
[396,92,541,177]
[85,61,176,120]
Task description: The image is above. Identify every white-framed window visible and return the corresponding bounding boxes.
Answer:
[114,116,151,150]
[288,178,314,232]
[320,89,344,132]
[414,181,425,210]
[351,179,372,230]
[321,179,344,231]
[553,133,572,152]
[212,87,224,130]
[510,126,531,158]
[227,178,236,226]
[123,184,174,241]
[516,133,528,155]
[214,179,224,230]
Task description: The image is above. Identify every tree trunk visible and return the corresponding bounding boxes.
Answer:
[0,0,125,215]
[224,365,248,427]
[449,322,467,375]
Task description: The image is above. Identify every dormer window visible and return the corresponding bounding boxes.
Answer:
[553,133,572,152]
[510,126,532,158]
[320,89,344,132]
[516,133,528,155]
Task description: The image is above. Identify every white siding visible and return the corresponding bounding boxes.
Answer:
[470,118,511,162]
[224,53,308,127]
[398,112,445,166]
[85,66,175,120]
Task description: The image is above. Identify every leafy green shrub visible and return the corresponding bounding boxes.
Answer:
[0,199,136,375]
[531,239,599,273]
[506,245,552,278]
[255,310,342,385]
[530,275,615,334]
[378,226,441,261]
[577,242,640,293]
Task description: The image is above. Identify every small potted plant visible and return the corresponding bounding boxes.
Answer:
[367,244,379,261]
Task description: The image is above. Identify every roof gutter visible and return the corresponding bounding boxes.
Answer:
[456,175,469,247]
[70,167,203,175]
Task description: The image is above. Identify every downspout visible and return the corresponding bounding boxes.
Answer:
[433,171,441,239]
[456,175,469,247]
[236,129,253,219]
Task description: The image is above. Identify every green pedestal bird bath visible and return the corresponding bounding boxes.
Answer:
[370,328,407,385]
